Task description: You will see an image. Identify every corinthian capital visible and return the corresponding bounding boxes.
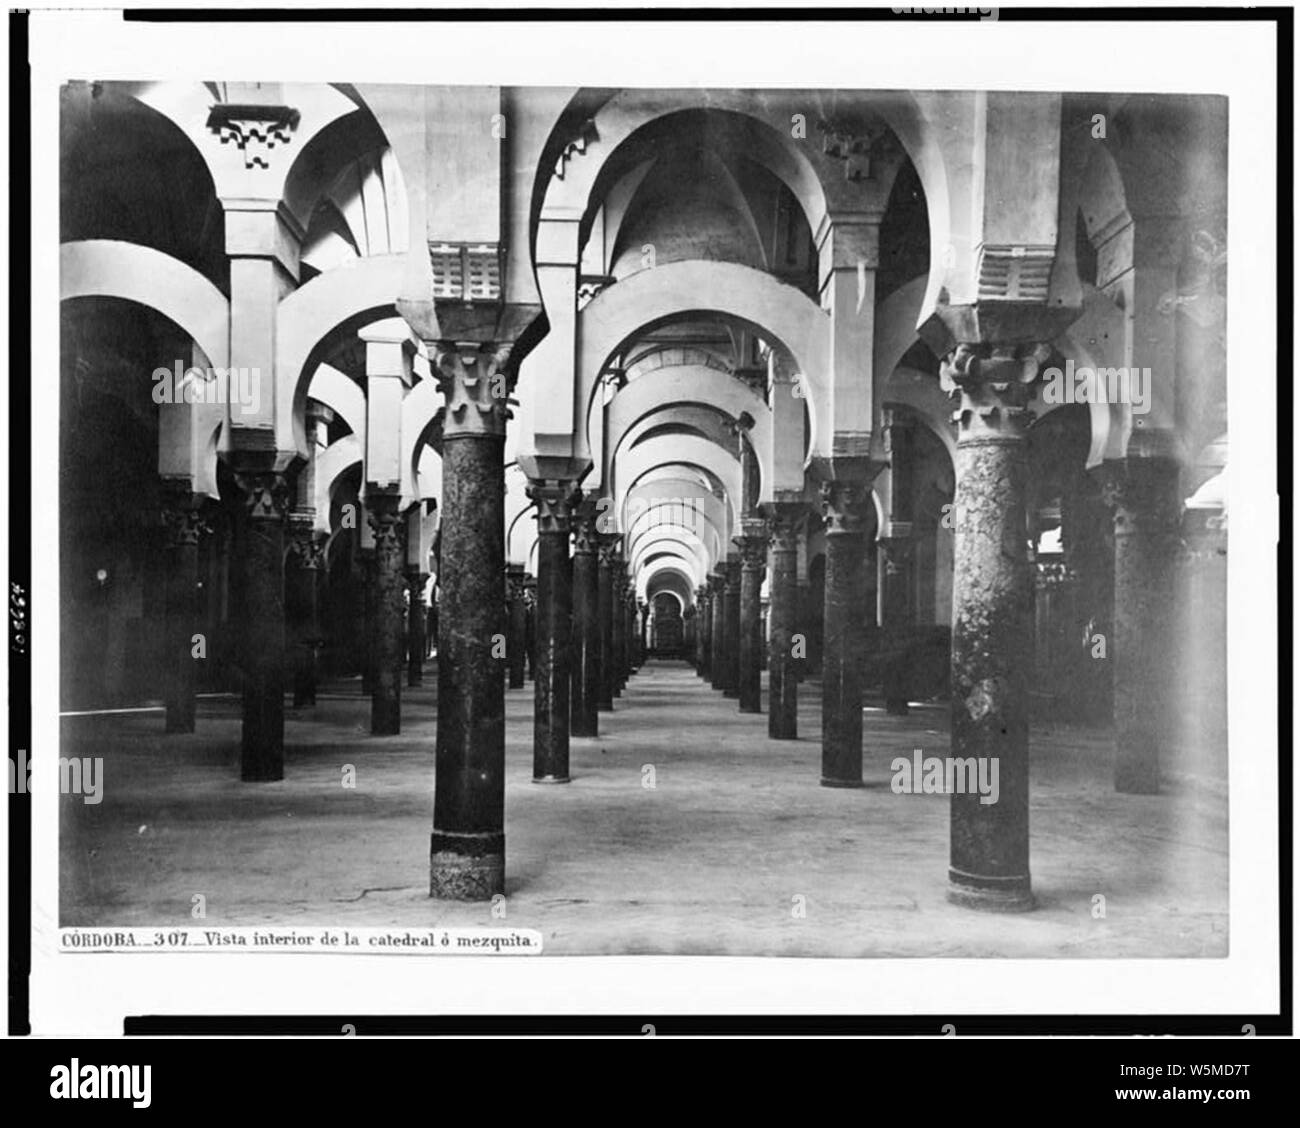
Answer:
[526,480,579,534]
[234,470,293,522]
[939,341,1054,438]
[819,480,870,536]
[432,341,514,438]
[365,492,405,551]
[571,500,599,555]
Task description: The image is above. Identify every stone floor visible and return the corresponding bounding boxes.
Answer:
[59,659,1228,957]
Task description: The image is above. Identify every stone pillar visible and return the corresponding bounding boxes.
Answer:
[736,523,767,714]
[161,483,205,733]
[709,572,726,690]
[366,492,405,735]
[406,571,428,688]
[697,586,712,678]
[611,565,627,697]
[880,408,917,715]
[360,546,376,694]
[505,563,527,689]
[819,481,870,787]
[528,481,576,783]
[524,575,537,682]
[1102,451,1181,794]
[429,342,510,900]
[878,537,914,715]
[287,523,326,709]
[569,502,600,737]
[767,508,802,740]
[721,561,741,697]
[230,462,295,782]
[940,341,1050,912]
[632,598,645,671]
[596,536,617,711]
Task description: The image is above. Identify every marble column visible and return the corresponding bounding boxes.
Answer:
[288,524,326,709]
[941,342,1048,912]
[612,566,627,697]
[360,547,376,694]
[524,575,537,682]
[161,484,205,733]
[736,524,767,714]
[709,572,726,691]
[721,561,741,697]
[429,342,510,900]
[880,409,917,715]
[570,502,600,737]
[698,585,712,679]
[367,492,404,735]
[767,508,801,740]
[231,462,295,782]
[406,571,428,687]
[632,596,644,671]
[878,536,914,715]
[596,535,617,711]
[1102,450,1182,794]
[529,481,576,783]
[819,481,870,787]
[505,563,527,689]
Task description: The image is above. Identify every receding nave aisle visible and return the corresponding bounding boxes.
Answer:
[60,661,1226,957]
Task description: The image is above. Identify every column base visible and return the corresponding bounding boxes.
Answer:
[739,704,763,714]
[371,699,400,736]
[531,775,571,785]
[885,699,909,716]
[571,724,598,738]
[946,868,1035,913]
[430,831,505,900]
[819,777,865,789]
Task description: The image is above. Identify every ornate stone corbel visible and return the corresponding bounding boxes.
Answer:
[206,103,300,170]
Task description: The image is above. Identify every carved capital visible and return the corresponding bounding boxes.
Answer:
[597,535,622,569]
[1033,559,1076,591]
[571,503,599,555]
[736,533,768,573]
[877,535,914,575]
[939,341,1054,440]
[1098,457,1183,536]
[505,563,527,601]
[234,470,293,522]
[366,494,405,552]
[432,341,514,439]
[406,570,430,598]
[527,479,579,535]
[819,480,870,536]
[288,529,329,571]
[160,484,209,547]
